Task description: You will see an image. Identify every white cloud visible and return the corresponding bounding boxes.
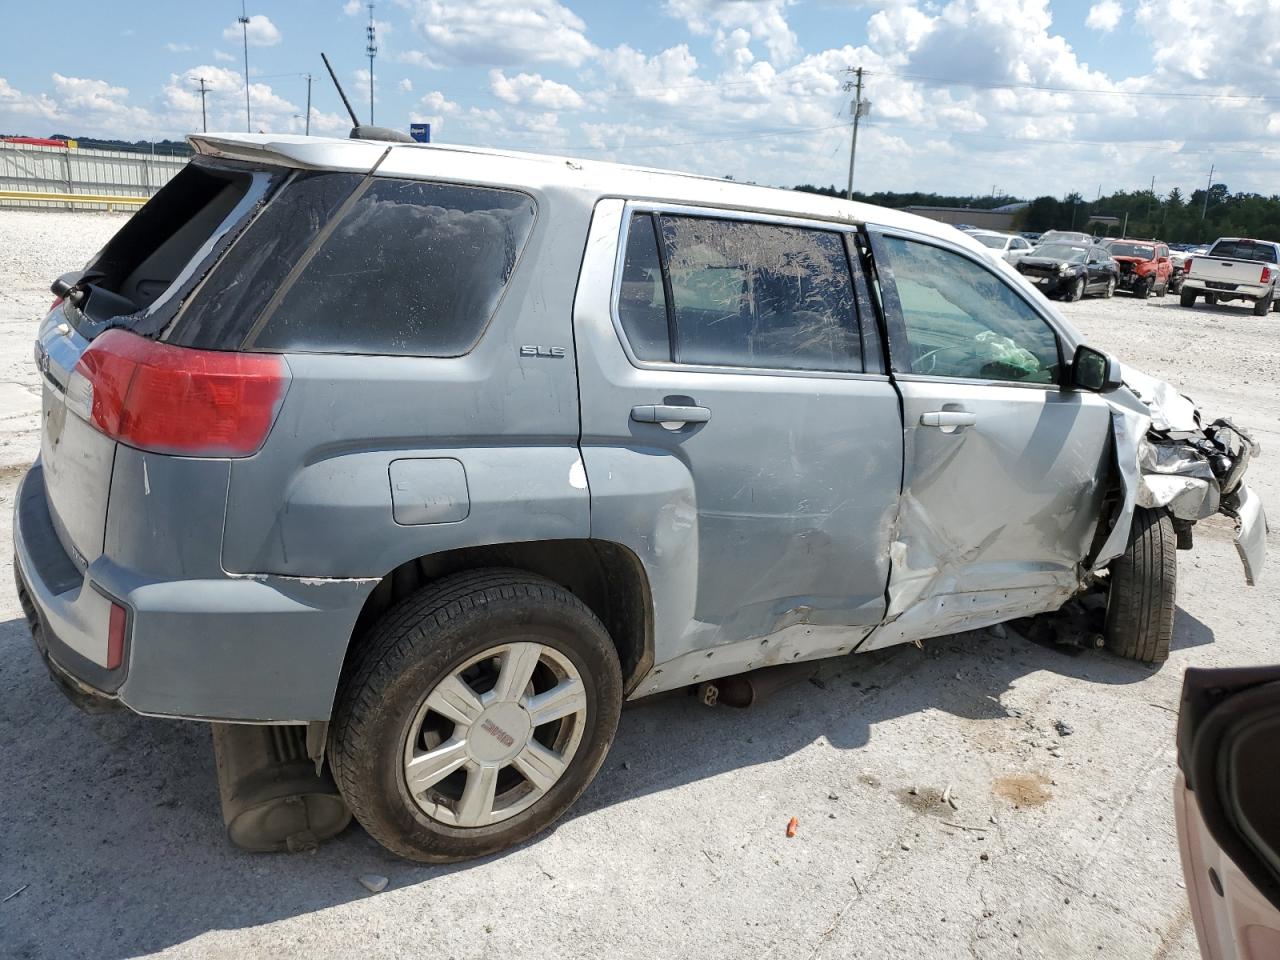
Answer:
[165,42,194,53]
[399,78,413,92]
[404,0,597,67]
[221,14,281,48]
[213,50,236,63]
[664,0,799,62]
[489,69,584,110]
[1086,1,1124,32]
[0,77,61,120]
[343,0,362,13]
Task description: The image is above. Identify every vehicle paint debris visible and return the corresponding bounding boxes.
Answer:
[786,816,799,838]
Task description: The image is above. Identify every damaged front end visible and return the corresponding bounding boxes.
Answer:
[1097,367,1266,584]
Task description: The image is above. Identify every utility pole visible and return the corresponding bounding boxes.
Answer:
[366,3,378,125]
[1201,163,1215,220]
[193,77,209,132]
[239,0,251,132]
[843,67,868,201]
[304,73,312,135]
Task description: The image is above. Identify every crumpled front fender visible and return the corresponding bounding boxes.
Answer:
[1094,364,1264,582]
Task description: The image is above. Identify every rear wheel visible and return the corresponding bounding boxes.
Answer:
[328,569,623,862]
[1180,288,1197,307]
[1104,507,1176,665]
[1253,293,1272,316]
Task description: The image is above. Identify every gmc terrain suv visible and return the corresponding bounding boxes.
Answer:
[13,134,1265,862]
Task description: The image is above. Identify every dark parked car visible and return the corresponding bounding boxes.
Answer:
[1017,242,1120,300]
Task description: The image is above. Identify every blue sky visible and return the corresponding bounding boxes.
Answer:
[1,1,1274,199]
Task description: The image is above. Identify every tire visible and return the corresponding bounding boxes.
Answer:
[1253,293,1272,316]
[1158,276,1168,297]
[1103,276,1116,299]
[1139,278,1154,299]
[1068,276,1085,302]
[328,569,623,863]
[1180,288,1196,307]
[1104,507,1176,665]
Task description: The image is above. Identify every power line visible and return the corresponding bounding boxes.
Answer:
[873,70,1280,104]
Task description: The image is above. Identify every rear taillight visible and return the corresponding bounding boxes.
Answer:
[70,329,288,457]
[1261,266,1272,283]
[107,602,127,670]
[1184,257,1193,273]
[49,296,64,313]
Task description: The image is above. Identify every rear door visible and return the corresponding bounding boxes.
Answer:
[573,201,902,688]
[862,226,1113,648]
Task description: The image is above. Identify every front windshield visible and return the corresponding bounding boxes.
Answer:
[975,235,1007,249]
[1110,242,1155,259]
[1036,243,1088,263]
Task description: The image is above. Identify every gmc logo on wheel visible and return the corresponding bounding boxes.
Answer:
[481,719,515,747]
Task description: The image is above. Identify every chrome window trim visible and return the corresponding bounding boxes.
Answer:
[864,222,1071,386]
[607,199,881,381]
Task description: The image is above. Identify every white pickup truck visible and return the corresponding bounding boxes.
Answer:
[1180,237,1280,315]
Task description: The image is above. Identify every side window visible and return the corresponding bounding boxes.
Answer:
[617,214,671,361]
[249,178,536,356]
[656,216,861,372]
[878,235,1060,385]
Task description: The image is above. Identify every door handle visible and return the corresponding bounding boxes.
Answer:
[920,410,977,428]
[631,404,712,424]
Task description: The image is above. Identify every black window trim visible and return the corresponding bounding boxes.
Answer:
[238,173,539,357]
[866,224,1070,392]
[609,200,889,382]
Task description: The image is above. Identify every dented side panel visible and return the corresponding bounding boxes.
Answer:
[861,379,1112,650]
[573,200,902,697]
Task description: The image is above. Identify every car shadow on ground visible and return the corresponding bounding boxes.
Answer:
[0,606,1213,959]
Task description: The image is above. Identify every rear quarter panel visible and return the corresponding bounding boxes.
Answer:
[220,185,595,578]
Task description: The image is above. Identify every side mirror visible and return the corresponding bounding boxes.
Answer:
[1072,344,1122,392]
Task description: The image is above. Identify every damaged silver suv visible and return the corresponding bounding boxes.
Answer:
[13,134,1266,863]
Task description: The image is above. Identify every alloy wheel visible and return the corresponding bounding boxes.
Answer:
[402,642,587,828]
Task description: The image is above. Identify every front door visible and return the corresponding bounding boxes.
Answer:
[572,201,902,692]
[862,228,1114,648]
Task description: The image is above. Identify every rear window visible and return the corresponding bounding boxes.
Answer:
[70,160,280,337]
[245,179,536,356]
[1208,240,1279,263]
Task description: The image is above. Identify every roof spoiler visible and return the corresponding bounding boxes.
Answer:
[350,125,414,143]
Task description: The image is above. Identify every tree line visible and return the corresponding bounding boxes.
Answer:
[792,183,1280,244]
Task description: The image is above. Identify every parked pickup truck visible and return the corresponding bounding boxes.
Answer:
[1180,238,1280,315]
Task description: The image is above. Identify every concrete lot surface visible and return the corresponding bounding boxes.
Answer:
[1,210,1276,959]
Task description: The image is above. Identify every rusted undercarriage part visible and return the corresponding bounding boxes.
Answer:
[211,723,351,853]
[1013,590,1108,652]
[696,661,819,708]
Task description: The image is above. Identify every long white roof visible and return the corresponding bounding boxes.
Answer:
[188,132,959,239]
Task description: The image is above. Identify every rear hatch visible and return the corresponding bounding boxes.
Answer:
[36,159,281,567]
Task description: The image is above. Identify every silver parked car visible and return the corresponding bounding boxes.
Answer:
[970,229,1035,264]
[13,133,1266,863]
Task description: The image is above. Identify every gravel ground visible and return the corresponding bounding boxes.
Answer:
[1,209,1277,960]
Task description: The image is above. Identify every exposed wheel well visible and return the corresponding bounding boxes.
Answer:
[344,539,654,696]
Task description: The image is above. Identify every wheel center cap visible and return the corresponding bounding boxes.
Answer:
[468,701,531,764]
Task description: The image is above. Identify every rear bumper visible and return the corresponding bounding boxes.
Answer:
[1183,278,1269,299]
[13,463,377,722]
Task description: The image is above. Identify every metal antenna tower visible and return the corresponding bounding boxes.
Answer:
[238,0,252,131]
[366,3,378,125]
